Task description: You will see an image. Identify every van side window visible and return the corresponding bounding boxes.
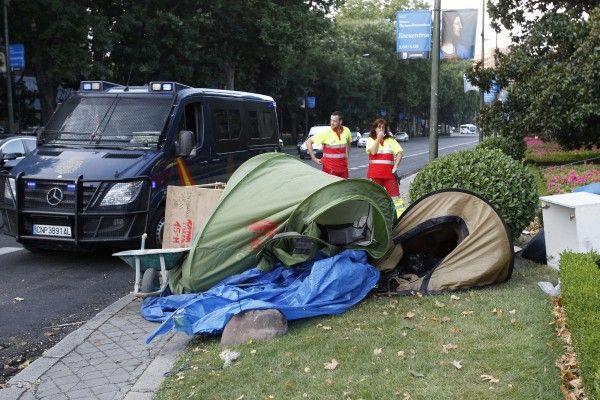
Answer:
[213,108,241,140]
[247,111,260,138]
[181,102,204,147]
[258,111,275,139]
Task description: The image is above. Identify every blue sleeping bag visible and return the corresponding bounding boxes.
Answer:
[141,249,379,343]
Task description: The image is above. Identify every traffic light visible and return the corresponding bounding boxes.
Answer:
[0,51,6,73]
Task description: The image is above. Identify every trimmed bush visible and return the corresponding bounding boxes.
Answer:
[409,148,538,240]
[477,136,526,161]
[560,252,600,399]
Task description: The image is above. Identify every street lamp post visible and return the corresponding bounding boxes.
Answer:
[479,0,485,142]
[428,0,441,161]
[3,0,15,134]
[14,82,20,134]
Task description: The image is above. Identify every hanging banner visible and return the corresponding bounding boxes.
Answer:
[441,9,478,60]
[396,10,432,60]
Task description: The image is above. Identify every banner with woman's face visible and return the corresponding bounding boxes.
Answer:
[441,9,478,60]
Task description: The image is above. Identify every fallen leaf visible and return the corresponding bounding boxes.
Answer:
[492,308,503,316]
[442,344,458,353]
[435,300,445,308]
[304,367,310,373]
[509,309,516,314]
[236,396,245,400]
[409,370,425,378]
[402,392,411,399]
[481,374,500,383]
[404,311,416,319]
[250,349,256,354]
[324,359,338,370]
[397,350,405,357]
[461,310,474,316]
[450,326,461,333]
[18,360,30,369]
[374,348,382,355]
[510,318,517,324]
[322,326,332,330]
[451,360,463,369]
[382,311,388,315]
[14,297,24,302]
[450,295,460,300]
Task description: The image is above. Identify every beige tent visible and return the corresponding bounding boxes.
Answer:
[375,189,513,294]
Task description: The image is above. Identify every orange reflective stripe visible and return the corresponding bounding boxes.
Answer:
[175,157,195,186]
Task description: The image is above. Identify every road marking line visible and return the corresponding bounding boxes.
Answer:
[350,140,478,170]
[0,247,25,256]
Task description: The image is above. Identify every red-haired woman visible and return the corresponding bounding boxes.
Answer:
[366,118,405,216]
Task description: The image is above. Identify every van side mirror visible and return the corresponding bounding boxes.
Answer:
[176,130,194,157]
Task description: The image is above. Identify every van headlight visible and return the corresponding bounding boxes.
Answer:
[100,181,144,206]
[4,178,16,201]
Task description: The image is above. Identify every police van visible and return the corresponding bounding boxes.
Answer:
[0,81,280,251]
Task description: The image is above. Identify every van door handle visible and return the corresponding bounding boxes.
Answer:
[211,158,222,163]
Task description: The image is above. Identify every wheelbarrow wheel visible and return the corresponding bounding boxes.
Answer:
[141,269,160,293]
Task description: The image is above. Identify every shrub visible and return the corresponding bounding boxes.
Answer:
[560,252,600,399]
[477,135,526,161]
[409,148,538,240]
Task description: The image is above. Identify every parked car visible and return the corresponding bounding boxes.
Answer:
[351,131,361,147]
[0,80,280,251]
[395,132,409,142]
[357,132,370,148]
[0,135,37,172]
[297,125,328,159]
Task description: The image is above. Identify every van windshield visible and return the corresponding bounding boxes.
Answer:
[42,94,173,149]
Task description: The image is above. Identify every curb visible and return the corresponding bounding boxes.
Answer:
[0,293,190,400]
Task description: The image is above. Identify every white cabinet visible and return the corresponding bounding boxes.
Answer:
[540,192,600,269]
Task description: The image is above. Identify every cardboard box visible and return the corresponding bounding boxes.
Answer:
[162,183,225,248]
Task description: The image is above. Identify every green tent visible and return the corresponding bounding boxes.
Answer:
[169,153,395,294]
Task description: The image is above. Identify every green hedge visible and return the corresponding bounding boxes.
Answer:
[409,148,538,241]
[560,252,600,399]
[477,136,526,161]
[525,151,600,166]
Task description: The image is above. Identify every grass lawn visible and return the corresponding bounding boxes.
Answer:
[155,258,562,400]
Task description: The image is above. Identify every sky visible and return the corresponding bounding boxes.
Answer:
[426,0,513,55]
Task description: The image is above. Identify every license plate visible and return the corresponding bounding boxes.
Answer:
[32,224,72,237]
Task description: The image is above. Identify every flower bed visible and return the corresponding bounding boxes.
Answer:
[543,164,600,194]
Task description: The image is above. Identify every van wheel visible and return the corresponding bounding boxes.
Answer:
[147,207,165,249]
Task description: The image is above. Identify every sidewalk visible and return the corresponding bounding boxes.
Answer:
[0,295,188,400]
[0,174,417,400]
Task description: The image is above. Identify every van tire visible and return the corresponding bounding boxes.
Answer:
[147,207,165,249]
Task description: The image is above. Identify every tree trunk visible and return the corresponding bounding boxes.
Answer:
[225,63,235,90]
[31,42,56,124]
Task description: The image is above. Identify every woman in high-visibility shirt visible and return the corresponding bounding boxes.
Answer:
[366,118,405,216]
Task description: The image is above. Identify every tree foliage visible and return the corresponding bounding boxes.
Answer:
[467,1,600,149]
[3,0,477,136]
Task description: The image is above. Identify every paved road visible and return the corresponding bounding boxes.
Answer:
[0,134,477,384]
[288,135,479,179]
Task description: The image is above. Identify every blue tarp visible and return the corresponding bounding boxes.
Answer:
[141,250,379,343]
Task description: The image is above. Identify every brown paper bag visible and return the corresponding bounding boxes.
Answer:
[162,183,225,248]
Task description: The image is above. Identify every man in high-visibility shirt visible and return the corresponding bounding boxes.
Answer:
[366,118,405,216]
[305,111,352,178]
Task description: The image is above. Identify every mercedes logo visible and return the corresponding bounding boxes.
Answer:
[46,187,64,206]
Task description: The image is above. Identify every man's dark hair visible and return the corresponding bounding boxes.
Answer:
[331,111,343,121]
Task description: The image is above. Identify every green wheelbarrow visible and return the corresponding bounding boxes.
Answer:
[113,246,190,297]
